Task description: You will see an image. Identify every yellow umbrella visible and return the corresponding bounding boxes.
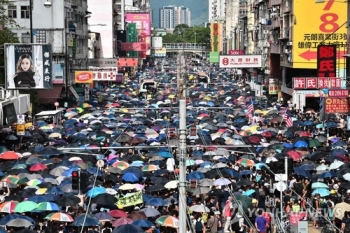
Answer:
[203,96,211,101]
[35,188,47,195]
[246,125,259,133]
[120,108,129,113]
[119,183,136,190]
[168,94,175,99]
[254,109,263,114]
[76,107,84,113]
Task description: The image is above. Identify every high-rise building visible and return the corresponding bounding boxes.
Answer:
[159,5,190,29]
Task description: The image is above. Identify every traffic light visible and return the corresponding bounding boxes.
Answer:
[72,171,79,190]
[79,173,88,193]
[189,180,197,189]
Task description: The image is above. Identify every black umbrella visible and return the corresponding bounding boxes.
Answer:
[37,146,64,155]
[55,194,80,206]
[15,229,36,233]
[92,193,117,207]
[236,179,253,187]
[5,195,23,202]
[20,188,37,198]
[117,134,131,143]
[146,184,165,192]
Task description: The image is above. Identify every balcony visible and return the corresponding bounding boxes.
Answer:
[280,53,292,67]
[269,0,281,7]
[271,19,280,28]
[270,44,280,54]
[281,0,291,13]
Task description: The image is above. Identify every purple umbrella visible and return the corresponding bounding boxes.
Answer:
[95,212,113,221]
[77,122,86,127]
[151,126,161,132]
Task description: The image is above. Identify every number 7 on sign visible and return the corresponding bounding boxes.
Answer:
[323,0,334,10]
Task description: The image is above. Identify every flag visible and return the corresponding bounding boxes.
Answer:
[284,109,293,127]
[246,100,254,121]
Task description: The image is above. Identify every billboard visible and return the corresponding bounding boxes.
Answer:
[211,23,222,52]
[317,44,336,77]
[87,59,117,67]
[88,67,118,81]
[210,52,220,63]
[152,37,163,49]
[125,13,151,58]
[52,63,64,84]
[292,0,347,69]
[75,71,93,83]
[117,58,138,67]
[219,55,262,68]
[293,77,342,89]
[120,42,149,51]
[5,44,52,89]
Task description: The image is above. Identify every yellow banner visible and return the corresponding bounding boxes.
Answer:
[16,124,25,136]
[116,191,143,209]
[292,0,347,69]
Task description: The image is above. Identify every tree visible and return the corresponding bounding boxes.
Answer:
[0,0,20,85]
[161,26,210,44]
[173,24,189,37]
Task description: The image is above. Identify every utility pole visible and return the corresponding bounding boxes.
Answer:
[177,51,187,233]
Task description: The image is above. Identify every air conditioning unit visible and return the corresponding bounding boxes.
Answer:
[287,42,293,46]
[260,18,267,25]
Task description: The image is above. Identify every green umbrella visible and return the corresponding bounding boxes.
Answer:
[271,144,284,151]
[308,139,321,148]
[11,164,27,170]
[17,177,29,185]
[14,201,37,213]
[0,146,8,153]
[234,195,252,213]
[186,159,196,167]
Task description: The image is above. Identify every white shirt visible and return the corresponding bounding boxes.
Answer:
[166,158,175,172]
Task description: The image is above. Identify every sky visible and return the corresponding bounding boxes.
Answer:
[150,0,209,28]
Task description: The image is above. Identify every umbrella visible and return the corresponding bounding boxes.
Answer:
[71,213,100,226]
[146,198,166,207]
[334,202,350,219]
[189,205,210,213]
[213,178,231,186]
[44,212,74,222]
[95,212,113,221]
[236,158,255,167]
[155,215,179,228]
[109,209,128,218]
[92,193,117,207]
[113,224,144,233]
[55,195,80,206]
[14,201,37,213]
[132,219,154,228]
[6,218,33,227]
[311,182,329,189]
[312,188,330,197]
[139,207,161,217]
[193,187,211,195]
[128,211,147,220]
[0,201,18,213]
[35,202,60,211]
[112,217,133,227]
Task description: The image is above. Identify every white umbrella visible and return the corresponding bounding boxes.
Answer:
[193,187,211,195]
[343,173,350,181]
[329,160,344,170]
[189,205,210,213]
[266,157,278,163]
[105,188,118,195]
[164,180,178,189]
[316,164,329,171]
[199,178,214,187]
[213,178,231,186]
[212,163,227,169]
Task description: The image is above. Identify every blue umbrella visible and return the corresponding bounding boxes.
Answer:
[94,212,113,221]
[243,189,255,196]
[319,171,337,178]
[145,198,166,207]
[71,213,100,226]
[142,194,153,202]
[47,187,64,195]
[282,142,293,148]
[121,167,143,177]
[239,170,253,176]
[192,150,204,156]
[312,188,330,197]
[186,171,205,180]
[132,219,154,228]
[114,224,144,233]
[27,196,48,203]
[157,151,172,158]
[62,168,79,177]
[294,141,308,148]
[86,187,106,198]
[296,164,315,171]
[87,167,103,176]
[41,194,59,202]
[122,173,140,183]
[0,214,35,225]
[331,149,347,156]
[332,141,347,148]
[294,168,311,178]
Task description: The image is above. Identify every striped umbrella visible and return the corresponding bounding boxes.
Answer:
[14,201,37,213]
[0,201,19,213]
[141,165,159,172]
[45,212,74,222]
[236,158,255,167]
[112,161,129,170]
[35,202,60,211]
[27,179,43,186]
[155,215,179,228]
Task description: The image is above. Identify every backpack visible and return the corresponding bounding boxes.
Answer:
[195,219,203,232]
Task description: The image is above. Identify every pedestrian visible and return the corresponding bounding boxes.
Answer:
[207,212,218,233]
[255,210,267,233]
[223,196,233,232]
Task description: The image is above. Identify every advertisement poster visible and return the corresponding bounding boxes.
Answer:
[52,63,64,84]
[88,67,118,81]
[75,71,93,84]
[5,44,52,90]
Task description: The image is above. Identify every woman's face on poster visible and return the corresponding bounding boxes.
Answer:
[21,58,31,71]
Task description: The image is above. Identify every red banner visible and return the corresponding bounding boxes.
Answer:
[117,58,138,67]
[121,42,148,52]
[293,77,342,89]
[317,45,336,77]
[325,98,350,113]
[328,89,349,98]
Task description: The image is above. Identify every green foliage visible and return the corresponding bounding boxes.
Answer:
[161,26,210,44]
[0,0,20,85]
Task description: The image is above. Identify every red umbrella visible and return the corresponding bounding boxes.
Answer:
[248,135,261,144]
[109,209,127,218]
[296,131,312,137]
[112,217,133,227]
[286,151,303,161]
[0,151,20,160]
[29,164,48,172]
[261,131,273,138]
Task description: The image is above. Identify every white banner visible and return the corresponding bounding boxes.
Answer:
[219,55,262,68]
[152,37,163,49]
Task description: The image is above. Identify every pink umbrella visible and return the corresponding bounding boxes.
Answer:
[108,154,118,161]
[29,164,47,172]
[112,217,133,227]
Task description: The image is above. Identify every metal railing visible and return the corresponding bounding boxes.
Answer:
[163,43,209,51]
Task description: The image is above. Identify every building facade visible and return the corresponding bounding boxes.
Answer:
[5,0,90,106]
[159,5,190,29]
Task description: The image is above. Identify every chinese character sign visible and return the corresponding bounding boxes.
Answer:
[325,98,349,113]
[211,23,221,52]
[317,45,336,77]
[125,14,151,36]
[219,55,262,68]
[293,77,342,89]
[5,44,53,90]
[292,0,346,69]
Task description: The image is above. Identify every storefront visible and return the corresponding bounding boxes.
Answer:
[292,90,326,111]
[0,94,30,126]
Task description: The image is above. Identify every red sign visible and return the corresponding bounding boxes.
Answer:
[228,50,245,55]
[325,98,350,113]
[289,213,307,226]
[121,42,148,51]
[293,77,342,89]
[117,58,138,67]
[317,45,336,77]
[328,89,349,98]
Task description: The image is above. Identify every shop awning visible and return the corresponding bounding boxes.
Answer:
[37,85,63,104]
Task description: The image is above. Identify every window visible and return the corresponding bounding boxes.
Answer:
[36,30,46,43]
[8,6,17,18]
[21,33,30,43]
[21,6,30,19]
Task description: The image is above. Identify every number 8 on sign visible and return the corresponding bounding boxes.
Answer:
[319,0,339,33]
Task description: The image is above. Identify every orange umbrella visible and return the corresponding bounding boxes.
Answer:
[0,151,20,160]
